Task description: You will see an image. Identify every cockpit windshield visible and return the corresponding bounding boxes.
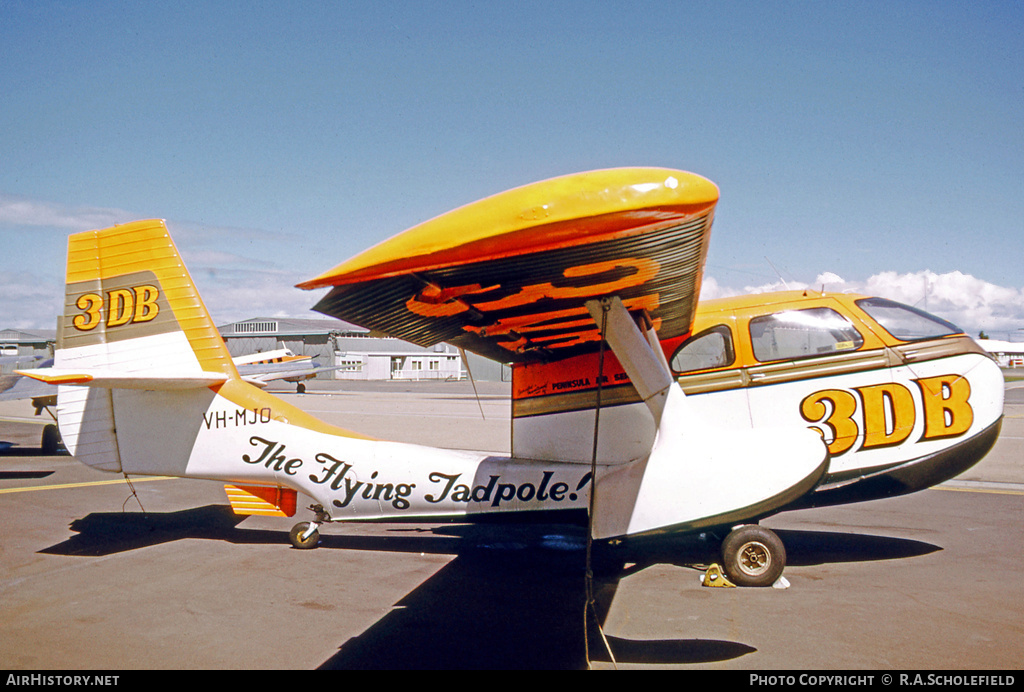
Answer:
[856,297,961,341]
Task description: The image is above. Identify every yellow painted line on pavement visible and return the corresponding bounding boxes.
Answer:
[936,485,1024,497]
[0,476,173,494]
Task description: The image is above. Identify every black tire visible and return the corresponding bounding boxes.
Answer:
[720,525,785,587]
[296,382,306,394]
[41,424,61,455]
[289,522,320,549]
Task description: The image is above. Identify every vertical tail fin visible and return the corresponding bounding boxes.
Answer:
[21,220,239,470]
[57,219,237,380]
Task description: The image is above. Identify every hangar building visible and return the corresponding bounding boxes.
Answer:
[978,338,1024,368]
[218,317,507,382]
[0,328,56,373]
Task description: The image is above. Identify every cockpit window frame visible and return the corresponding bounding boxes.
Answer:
[669,324,736,375]
[854,297,962,343]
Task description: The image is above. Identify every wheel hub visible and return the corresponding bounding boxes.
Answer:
[738,541,771,575]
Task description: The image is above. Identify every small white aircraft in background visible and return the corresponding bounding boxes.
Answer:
[18,168,1003,587]
[3,348,326,401]
[232,348,332,393]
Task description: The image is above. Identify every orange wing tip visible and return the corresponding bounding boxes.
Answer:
[224,485,298,517]
[16,368,228,389]
[15,369,93,385]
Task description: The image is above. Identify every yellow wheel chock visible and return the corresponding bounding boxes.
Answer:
[702,563,736,588]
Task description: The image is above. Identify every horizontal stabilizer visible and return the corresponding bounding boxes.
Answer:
[16,367,228,390]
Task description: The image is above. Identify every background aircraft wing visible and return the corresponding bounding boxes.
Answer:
[298,168,719,363]
[230,349,348,386]
[0,358,55,402]
[236,359,344,385]
[0,374,56,402]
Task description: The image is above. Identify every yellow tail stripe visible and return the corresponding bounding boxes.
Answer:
[64,220,237,377]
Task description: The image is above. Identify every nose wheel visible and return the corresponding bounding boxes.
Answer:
[720,525,786,587]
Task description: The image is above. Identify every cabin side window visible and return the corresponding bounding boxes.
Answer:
[749,308,864,362]
[670,325,735,374]
[855,297,961,341]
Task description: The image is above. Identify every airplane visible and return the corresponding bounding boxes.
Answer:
[16,167,1004,588]
[232,348,335,393]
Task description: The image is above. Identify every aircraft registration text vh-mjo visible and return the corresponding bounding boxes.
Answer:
[18,167,1003,588]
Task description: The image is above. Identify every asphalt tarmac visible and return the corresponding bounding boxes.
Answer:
[1,379,1021,670]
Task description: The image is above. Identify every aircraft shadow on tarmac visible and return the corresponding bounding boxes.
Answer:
[38,506,940,669]
[39,505,252,557]
[775,528,941,566]
[313,541,757,670]
[0,445,68,457]
[0,470,54,479]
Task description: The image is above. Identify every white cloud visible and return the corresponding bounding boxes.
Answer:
[189,267,325,326]
[0,194,136,231]
[863,270,1024,336]
[815,272,845,287]
[0,271,63,331]
[704,269,1024,339]
[698,276,732,301]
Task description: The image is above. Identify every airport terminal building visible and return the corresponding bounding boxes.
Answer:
[218,317,507,382]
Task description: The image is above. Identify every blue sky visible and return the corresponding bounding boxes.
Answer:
[2,1,1022,337]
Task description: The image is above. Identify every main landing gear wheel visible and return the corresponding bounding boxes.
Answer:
[289,521,320,549]
[720,525,786,587]
[41,424,62,455]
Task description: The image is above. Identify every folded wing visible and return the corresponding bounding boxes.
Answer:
[298,168,719,363]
